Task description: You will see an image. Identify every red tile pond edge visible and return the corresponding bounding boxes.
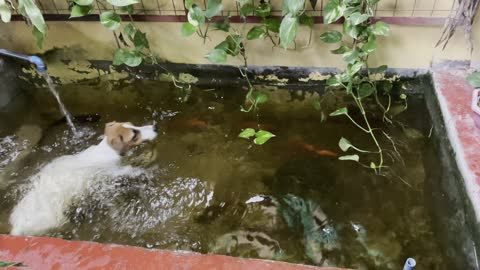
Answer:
[0,234,349,270]
[432,69,480,221]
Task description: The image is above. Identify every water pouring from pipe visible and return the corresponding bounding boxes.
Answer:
[0,49,78,135]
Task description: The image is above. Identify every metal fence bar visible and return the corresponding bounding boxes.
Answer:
[393,0,398,16]
[431,0,439,16]
[25,0,456,20]
[411,0,418,16]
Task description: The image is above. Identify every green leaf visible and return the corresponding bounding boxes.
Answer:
[214,40,229,51]
[358,83,374,98]
[19,0,47,33]
[225,34,242,56]
[330,107,348,116]
[349,12,369,25]
[73,0,93,5]
[313,100,321,110]
[113,49,142,66]
[254,130,276,145]
[185,0,194,9]
[181,22,197,36]
[238,128,256,139]
[32,26,44,49]
[213,17,230,32]
[338,137,353,152]
[240,3,254,17]
[283,0,305,16]
[264,17,280,33]
[70,4,91,18]
[326,75,341,86]
[255,2,271,17]
[0,261,26,267]
[120,4,134,14]
[299,13,314,28]
[205,0,223,18]
[347,62,363,76]
[123,23,135,40]
[247,26,266,40]
[343,20,360,38]
[106,0,138,6]
[362,39,377,53]
[100,11,121,30]
[370,21,390,36]
[376,65,388,73]
[133,30,149,50]
[382,81,393,93]
[279,13,299,49]
[0,0,11,23]
[205,48,227,63]
[342,49,359,64]
[343,5,359,16]
[188,5,205,26]
[324,0,343,24]
[400,93,407,100]
[467,72,480,88]
[331,45,350,54]
[319,30,342,43]
[252,91,268,104]
[338,154,359,162]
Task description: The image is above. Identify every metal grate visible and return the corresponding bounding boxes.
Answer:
[28,0,458,19]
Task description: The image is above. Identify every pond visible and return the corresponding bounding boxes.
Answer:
[0,74,457,269]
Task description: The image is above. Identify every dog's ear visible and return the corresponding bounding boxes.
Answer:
[109,136,125,153]
[106,121,117,127]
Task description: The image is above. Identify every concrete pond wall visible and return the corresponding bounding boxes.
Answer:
[0,0,480,268]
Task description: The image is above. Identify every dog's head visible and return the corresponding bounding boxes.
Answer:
[104,121,158,153]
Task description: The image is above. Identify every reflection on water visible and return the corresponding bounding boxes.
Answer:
[0,78,447,269]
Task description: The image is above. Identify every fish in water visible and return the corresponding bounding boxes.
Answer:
[290,139,338,158]
[167,117,209,130]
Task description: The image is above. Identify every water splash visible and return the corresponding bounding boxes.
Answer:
[41,73,77,135]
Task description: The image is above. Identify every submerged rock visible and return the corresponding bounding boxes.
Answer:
[212,230,284,260]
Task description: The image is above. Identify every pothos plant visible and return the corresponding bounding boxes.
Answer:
[182,0,402,173]
[0,0,155,66]
[318,0,396,173]
[181,0,315,145]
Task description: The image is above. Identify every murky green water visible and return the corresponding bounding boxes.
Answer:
[0,77,448,269]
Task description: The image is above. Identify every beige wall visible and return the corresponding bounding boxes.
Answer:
[0,18,478,69]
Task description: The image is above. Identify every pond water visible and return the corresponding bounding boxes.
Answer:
[0,77,449,269]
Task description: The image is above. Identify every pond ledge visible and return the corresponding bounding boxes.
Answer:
[432,68,480,220]
[0,234,349,270]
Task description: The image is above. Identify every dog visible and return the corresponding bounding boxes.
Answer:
[9,121,158,236]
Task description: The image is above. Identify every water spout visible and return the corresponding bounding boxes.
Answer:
[403,258,416,270]
[0,49,47,73]
[0,49,78,135]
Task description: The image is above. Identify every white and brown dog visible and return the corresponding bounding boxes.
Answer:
[10,122,157,236]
